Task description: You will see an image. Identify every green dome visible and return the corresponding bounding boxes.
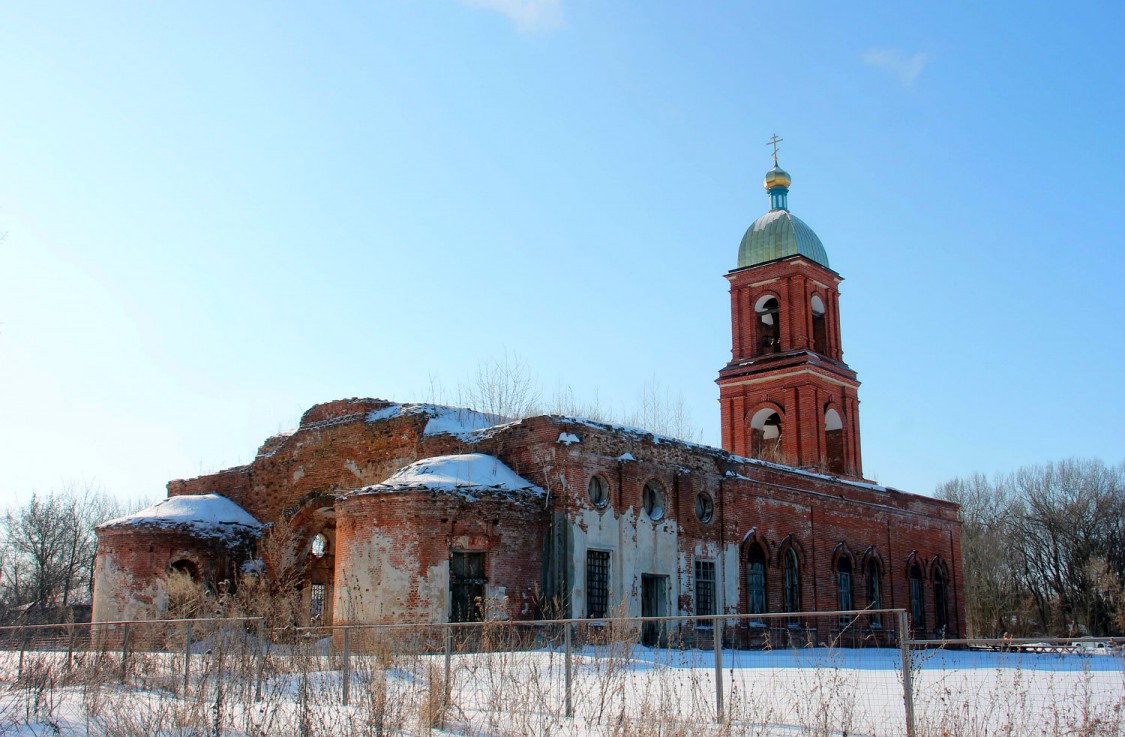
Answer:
[737,209,829,269]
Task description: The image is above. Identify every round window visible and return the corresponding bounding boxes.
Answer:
[310,533,328,557]
[588,475,609,508]
[642,481,665,521]
[695,492,714,523]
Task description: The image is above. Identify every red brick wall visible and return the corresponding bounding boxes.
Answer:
[334,489,548,624]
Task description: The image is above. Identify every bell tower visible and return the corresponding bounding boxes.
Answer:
[717,145,862,477]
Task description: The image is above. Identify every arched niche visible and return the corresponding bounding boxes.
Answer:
[750,406,785,463]
[824,407,846,475]
[754,294,781,353]
[810,293,828,354]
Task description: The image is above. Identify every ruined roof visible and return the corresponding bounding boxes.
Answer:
[349,453,544,501]
[97,494,263,542]
[365,403,514,440]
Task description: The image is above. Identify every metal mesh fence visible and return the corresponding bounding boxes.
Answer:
[0,613,1121,736]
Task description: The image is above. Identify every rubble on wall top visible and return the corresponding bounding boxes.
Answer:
[366,402,515,440]
[97,494,263,543]
[547,415,894,494]
[346,453,545,502]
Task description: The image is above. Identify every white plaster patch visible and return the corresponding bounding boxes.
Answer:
[344,459,365,480]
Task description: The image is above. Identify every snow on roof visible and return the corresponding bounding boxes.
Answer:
[549,416,892,493]
[365,402,515,440]
[350,453,544,501]
[98,494,263,542]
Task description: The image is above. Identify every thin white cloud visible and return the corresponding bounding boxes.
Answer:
[862,48,930,87]
[457,0,564,33]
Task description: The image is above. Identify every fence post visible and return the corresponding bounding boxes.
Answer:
[342,627,351,706]
[299,658,311,737]
[713,617,725,724]
[17,629,28,683]
[66,624,76,673]
[443,625,453,691]
[120,623,130,684]
[255,618,265,703]
[564,621,573,718]
[899,610,916,737]
[182,621,193,695]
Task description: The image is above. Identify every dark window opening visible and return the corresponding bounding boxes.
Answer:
[933,566,948,635]
[783,547,800,625]
[866,559,883,628]
[695,560,716,628]
[309,583,325,621]
[450,552,487,623]
[756,297,781,353]
[909,563,925,633]
[837,556,854,625]
[746,544,767,624]
[170,559,200,581]
[641,575,667,647]
[586,550,610,618]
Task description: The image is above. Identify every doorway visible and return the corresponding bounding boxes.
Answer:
[641,574,668,647]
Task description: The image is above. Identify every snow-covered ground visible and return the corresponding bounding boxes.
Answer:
[0,642,1121,736]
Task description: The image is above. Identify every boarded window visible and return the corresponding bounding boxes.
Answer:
[586,550,610,618]
[695,560,716,627]
[450,552,487,623]
[309,583,325,621]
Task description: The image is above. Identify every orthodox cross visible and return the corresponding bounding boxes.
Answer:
[766,133,783,166]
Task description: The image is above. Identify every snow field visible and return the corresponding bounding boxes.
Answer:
[0,629,1122,736]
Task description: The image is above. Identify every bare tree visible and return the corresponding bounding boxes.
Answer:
[938,458,1125,637]
[620,377,704,442]
[460,352,541,420]
[1,484,125,622]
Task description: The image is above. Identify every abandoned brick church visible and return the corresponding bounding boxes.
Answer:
[93,159,965,642]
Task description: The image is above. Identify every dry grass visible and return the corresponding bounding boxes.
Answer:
[0,618,1121,736]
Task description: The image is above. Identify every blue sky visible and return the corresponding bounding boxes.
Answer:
[1,1,1122,506]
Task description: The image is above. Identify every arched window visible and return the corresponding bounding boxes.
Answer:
[825,408,845,475]
[170,559,199,581]
[783,547,800,625]
[933,564,949,635]
[588,475,609,509]
[909,563,925,634]
[755,295,781,353]
[836,555,854,620]
[866,558,883,628]
[310,533,328,558]
[746,543,767,624]
[694,492,714,523]
[642,481,666,521]
[750,407,784,464]
[811,294,828,354]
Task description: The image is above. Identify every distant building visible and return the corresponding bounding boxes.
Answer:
[93,159,964,642]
